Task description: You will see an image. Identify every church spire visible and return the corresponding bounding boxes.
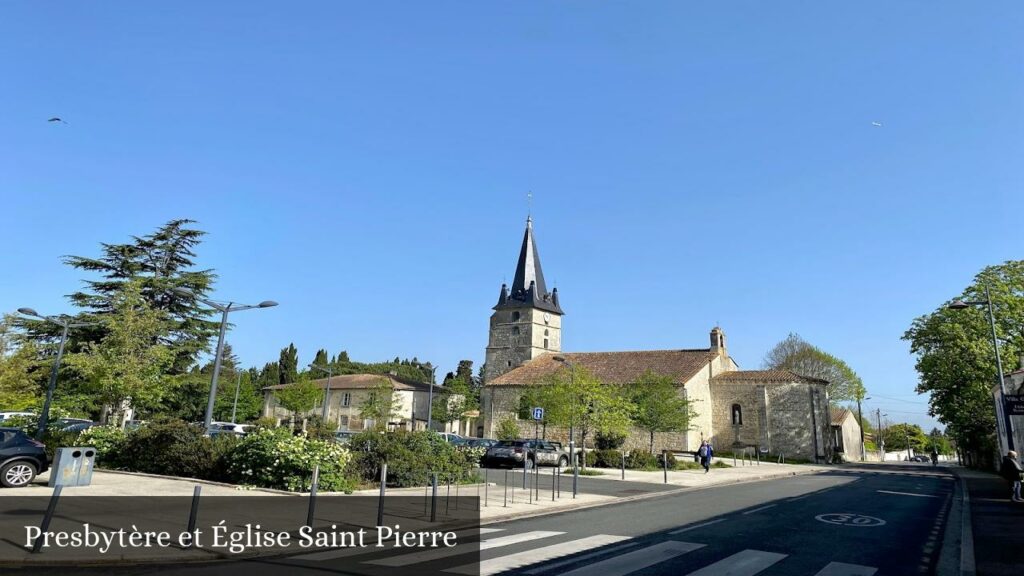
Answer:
[494,216,563,314]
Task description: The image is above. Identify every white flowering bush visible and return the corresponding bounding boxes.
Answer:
[78,426,128,464]
[228,427,354,492]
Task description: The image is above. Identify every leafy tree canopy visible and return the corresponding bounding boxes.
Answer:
[630,370,696,453]
[763,333,866,403]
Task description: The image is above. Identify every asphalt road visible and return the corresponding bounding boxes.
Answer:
[13,464,957,576]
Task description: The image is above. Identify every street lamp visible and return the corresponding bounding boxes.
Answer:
[172,288,277,430]
[17,308,97,439]
[858,395,870,462]
[948,283,1015,452]
[425,364,437,432]
[552,355,578,498]
[309,363,333,424]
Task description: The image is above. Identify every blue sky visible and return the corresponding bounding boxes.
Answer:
[3,2,1022,430]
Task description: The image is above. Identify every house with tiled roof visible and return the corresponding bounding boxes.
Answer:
[828,407,863,462]
[480,217,832,461]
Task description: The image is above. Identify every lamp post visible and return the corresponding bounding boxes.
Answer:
[172,288,277,431]
[309,363,333,423]
[552,356,578,498]
[17,309,97,439]
[230,373,242,423]
[426,364,437,432]
[949,284,1015,452]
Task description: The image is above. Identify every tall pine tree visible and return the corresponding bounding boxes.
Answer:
[278,343,299,384]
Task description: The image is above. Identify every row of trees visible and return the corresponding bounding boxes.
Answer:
[0,220,462,427]
[513,369,695,454]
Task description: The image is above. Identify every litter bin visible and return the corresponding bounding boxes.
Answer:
[48,447,97,487]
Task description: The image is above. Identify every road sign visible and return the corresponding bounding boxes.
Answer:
[532,407,544,421]
[1004,394,1024,416]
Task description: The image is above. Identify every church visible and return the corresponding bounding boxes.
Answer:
[480,217,833,462]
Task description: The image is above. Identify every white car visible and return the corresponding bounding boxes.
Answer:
[208,422,253,435]
[0,412,34,422]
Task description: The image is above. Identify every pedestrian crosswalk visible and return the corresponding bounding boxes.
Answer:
[289,526,880,575]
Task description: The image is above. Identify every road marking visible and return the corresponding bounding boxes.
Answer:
[813,561,877,575]
[787,494,812,501]
[366,530,563,566]
[475,528,506,535]
[557,540,705,576]
[670,518,726,534]
[522,541,639,575]
[685,549,787,575]
[742,504,777,515]
[876,490,938,498]
[447,534,630,575]
[815,513,886,527]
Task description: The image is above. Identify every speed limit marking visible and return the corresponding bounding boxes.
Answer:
[815,513,886,527]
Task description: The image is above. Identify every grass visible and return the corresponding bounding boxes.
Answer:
[568,467,605,476]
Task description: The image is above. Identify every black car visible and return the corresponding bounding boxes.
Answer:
[482,439,570,469]
[0,427,48,488]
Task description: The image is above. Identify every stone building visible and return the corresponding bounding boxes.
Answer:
[480,217,832,461]
[263,374,469,434]
[829,407,864,462]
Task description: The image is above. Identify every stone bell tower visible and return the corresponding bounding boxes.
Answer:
[484,216,564,383]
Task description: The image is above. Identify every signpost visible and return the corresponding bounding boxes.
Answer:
[1005,395,1024,417]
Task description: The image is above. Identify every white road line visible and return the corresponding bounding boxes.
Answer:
[813,561,877,575]
[290,527,504,562]
[366,530,563,567]
[788,494,812,501]
[670,518,726,534]
[686,549,787,576]
[446,534,630,575]
[557,540,705,576]
[522,541,639,575]
[742,504,777,515]
[876,490,938,498]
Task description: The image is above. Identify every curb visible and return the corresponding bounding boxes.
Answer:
[94,469,300,496]
[478,468,825,526]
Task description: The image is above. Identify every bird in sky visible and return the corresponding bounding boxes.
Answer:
[871,121,883,127]
[47,117,67,124]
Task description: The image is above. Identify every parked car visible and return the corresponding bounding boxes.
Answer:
[334,430,357,445]
[0,427,49,488]
[482,439,569,469]
[206,422,253,436]
[0,412,35,423]
[60,421,99,433]
[50,418,94,431]
[437,433,468,445]
[467,438,499,449]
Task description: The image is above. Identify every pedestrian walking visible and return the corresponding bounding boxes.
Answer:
[930,449,938,467]
[698,440,714,473]
[999,450,1023,503]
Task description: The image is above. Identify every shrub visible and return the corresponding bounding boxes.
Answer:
[253,416,278,429]
[305,415,335,441]
[495,417,520,441]
[588,449,623,468]
[78,426,128,466]
[595,431,626,450]
[117,419,224,480]
[228,427,354,492]
[625,450,658,470]
[657,451,677,469]
[348,430,479,488]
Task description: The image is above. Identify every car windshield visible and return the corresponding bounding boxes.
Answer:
[496,441,526,447]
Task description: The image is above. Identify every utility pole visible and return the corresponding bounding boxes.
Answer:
[231,372,242,423]
[905,427,912,461]
[876,409,884,459]
[857,395,867,462]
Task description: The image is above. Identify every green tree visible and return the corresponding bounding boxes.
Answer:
[0,318,44,409]
[33,219,220,373]
[526,366,633,451]
[257,362,280,388]
[278,343,299,384]
[272,374,322,422]
[903,261,1024,463]
[311,349,329,369]
[763,333,866,403]
[880,423,928,452]
[359,378,403,429]
[928,427,952,455]
[432,373,478,429]
[67,281,174,424]
[214,370,263,422]
[630,371,696,453]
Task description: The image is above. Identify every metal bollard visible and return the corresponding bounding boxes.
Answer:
[307,464,320,528]
[510,472,515,503]
[456,481,460,511]
[377,463,387,527]
[185,485,201,548]
[32,486,63,554]
[446,479,451,515]
[504,470,509,507]
[534,461,539,502]
[621,451,626,480]
[485,468,489,507]
[431,473,438,522]
[557,467,561,498]
[424,483,430,516]
[552,466,556,501]
[663,451,668,484]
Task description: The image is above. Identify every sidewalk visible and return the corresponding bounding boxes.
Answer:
[958,467,1024,576]
[579,460,828,488]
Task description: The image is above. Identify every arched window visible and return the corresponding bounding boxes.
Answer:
[512,326,520,336]
[731,404,743,426]
[512,311,521,322]
[544,329,549,336]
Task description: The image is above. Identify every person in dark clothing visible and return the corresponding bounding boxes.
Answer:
[999,450,1023,503]
[698,440,714,473]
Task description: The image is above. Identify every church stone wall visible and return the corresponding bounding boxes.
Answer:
[484,308,561,384]
[709,383,766,451]
[762,382,831,461]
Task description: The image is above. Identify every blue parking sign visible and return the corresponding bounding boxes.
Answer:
[532,407,544,421]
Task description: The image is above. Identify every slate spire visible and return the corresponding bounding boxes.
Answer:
[495,216,563,314]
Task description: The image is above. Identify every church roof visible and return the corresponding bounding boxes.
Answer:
[710,370,829,385]
[488,349,719,386]
[494,216,563,314]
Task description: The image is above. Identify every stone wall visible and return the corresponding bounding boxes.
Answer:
[709,383,767,450]
[484,308,561,383]
[761,382,831,461]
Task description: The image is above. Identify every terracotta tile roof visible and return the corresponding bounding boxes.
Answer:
[830,407,853,426]
[487,350,719,386]
[709,369,829,385]
[263,373,441,392]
